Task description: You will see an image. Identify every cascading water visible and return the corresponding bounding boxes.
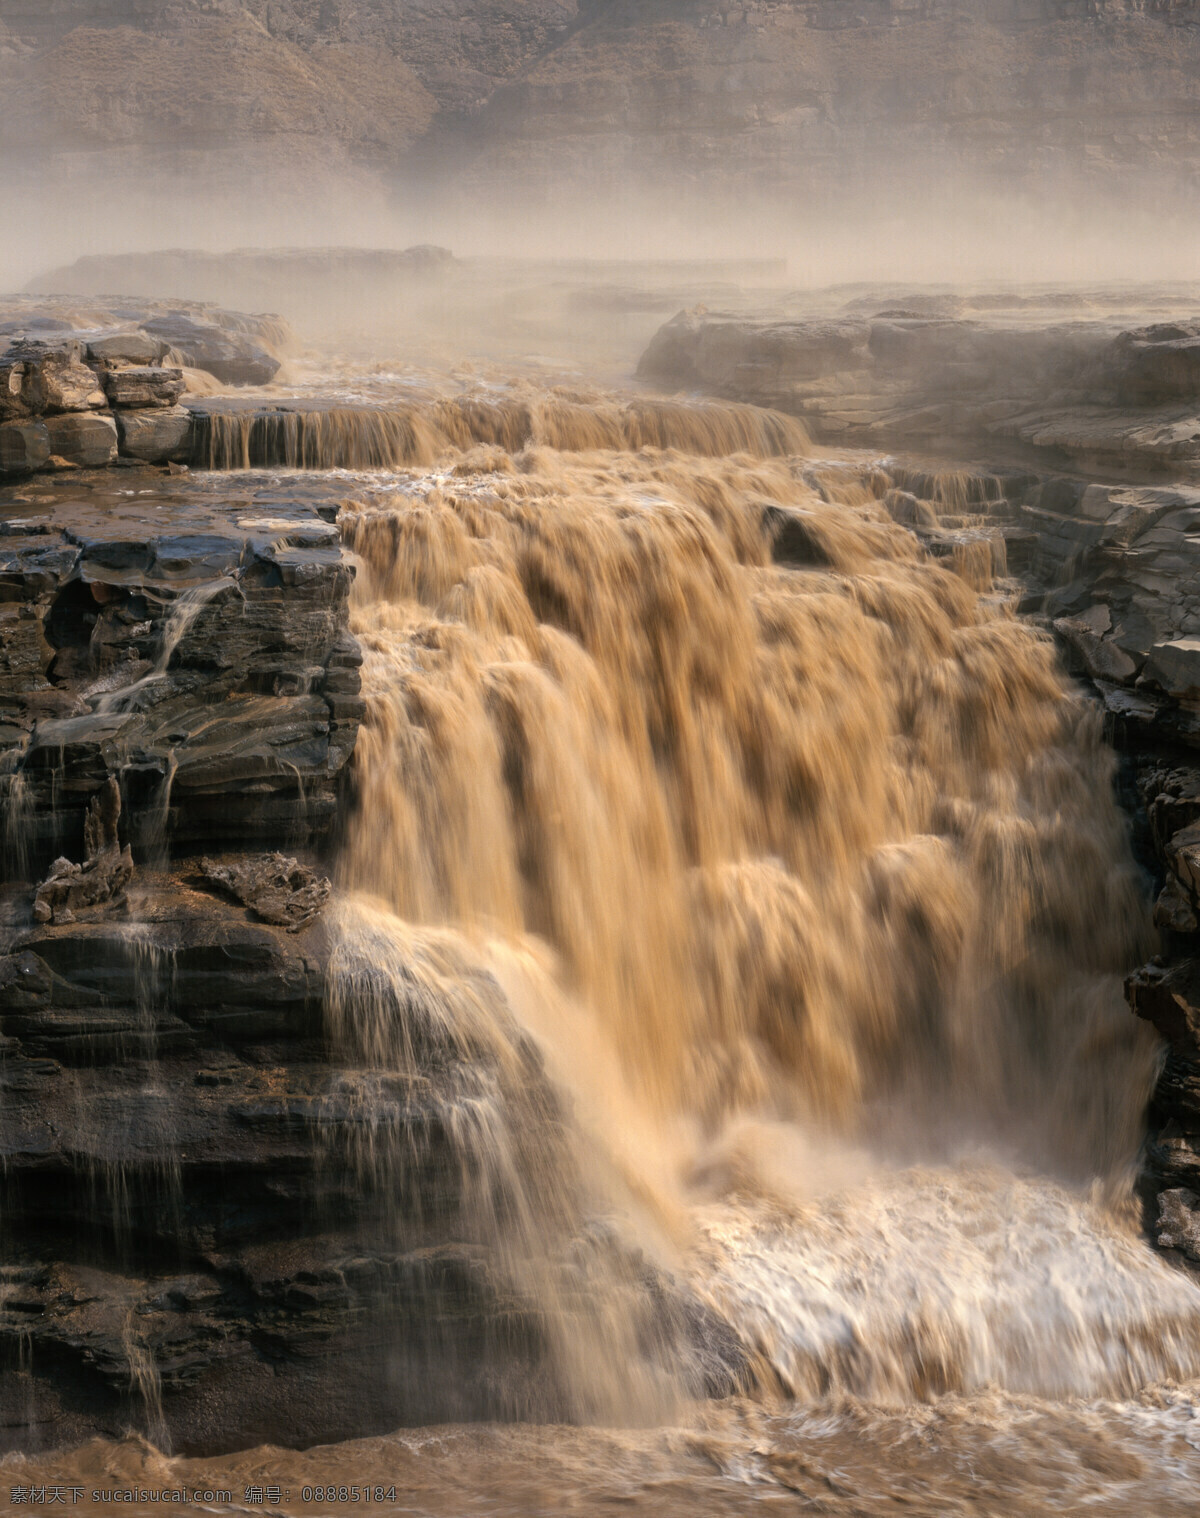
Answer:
[7,406,1200,1513]
[189,397,810,472]
[322,435,1200,1421]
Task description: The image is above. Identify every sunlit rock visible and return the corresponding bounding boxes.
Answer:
[114,403,193,462]
[2,338,106,414]
[42,410,118,467]
[101,365,186,409]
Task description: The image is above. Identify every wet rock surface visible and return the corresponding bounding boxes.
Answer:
[199,853,331,933]
[0,861,733,1453]
[0,449,748,1454]
[0,471,360,858]
[0,460,387,1452]
[4,287,1200,1451]
[0,298,293,479]
[33,777,135,926]
[0,874,533,1453]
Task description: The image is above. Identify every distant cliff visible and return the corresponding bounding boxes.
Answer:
[2,0,1199,196]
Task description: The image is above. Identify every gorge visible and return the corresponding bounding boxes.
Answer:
[3,0,1200,1505]
[1,254,1200,1512]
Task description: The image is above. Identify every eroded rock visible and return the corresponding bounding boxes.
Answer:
[33,777,134,925]
[102,366,186,409]
[0,418,51,474]
[1157,1189,1200,1260]
[42,411,118,467]
[114,403,193,462]
[1053,614,1139,683]
[1145,638,1200,701]
[2,339,106,415]
[139,317,280,386]
[637,310,1200,476]
[200,853,331,932]
[1155,876,1198,934]
[86,329,169,366]
[1110,322,1200,406]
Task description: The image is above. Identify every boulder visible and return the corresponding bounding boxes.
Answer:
[179,366,225,397]
[3,340,106,414]
[138,317,280,386]
[763,504,832,567]
[1108,322,1200,405]
[115,404,193,463]
[1167,822,1200,903]
[42,411,118,468]
[86,330,169,366]
[0,351,32,420]
[102,366,186,409]
[1156,876,1198,934]
[200,853,331,933]
[1144,638,1200,701]
[637,311,870,396]
[0,418,51,474]
[1053,616,1139,683]
[883,489,939,528]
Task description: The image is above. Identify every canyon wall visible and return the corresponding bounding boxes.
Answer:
[2,0,1200,199]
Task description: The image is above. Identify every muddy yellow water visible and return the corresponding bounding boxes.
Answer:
[5,417,1200,1513]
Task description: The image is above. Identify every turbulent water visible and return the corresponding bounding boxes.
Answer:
[8,406,1200,1512]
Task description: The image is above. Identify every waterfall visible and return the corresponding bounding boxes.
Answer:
[321,432,1200,1414]
[188,398,810,471]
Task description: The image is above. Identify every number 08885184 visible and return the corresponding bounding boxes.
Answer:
[300,1487,399,1503]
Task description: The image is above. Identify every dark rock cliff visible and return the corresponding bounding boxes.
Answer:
[0,468,387,1454]
[0,462,730,1455]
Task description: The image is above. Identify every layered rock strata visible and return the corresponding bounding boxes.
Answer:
[0,874,571,1454]
[639,309,1200,478]
[3,1,1200,197]
[0,472,360,861]
[0,299,290,477]
[0,467,373,1453]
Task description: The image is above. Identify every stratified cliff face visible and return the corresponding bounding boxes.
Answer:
[637,305,1200,474]
[459,0,1200,196]
[2,0,1200,195]
[0,0,577,165]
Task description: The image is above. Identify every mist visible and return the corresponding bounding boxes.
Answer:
[7,162,1200,293]
[6,2,1200,1505]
